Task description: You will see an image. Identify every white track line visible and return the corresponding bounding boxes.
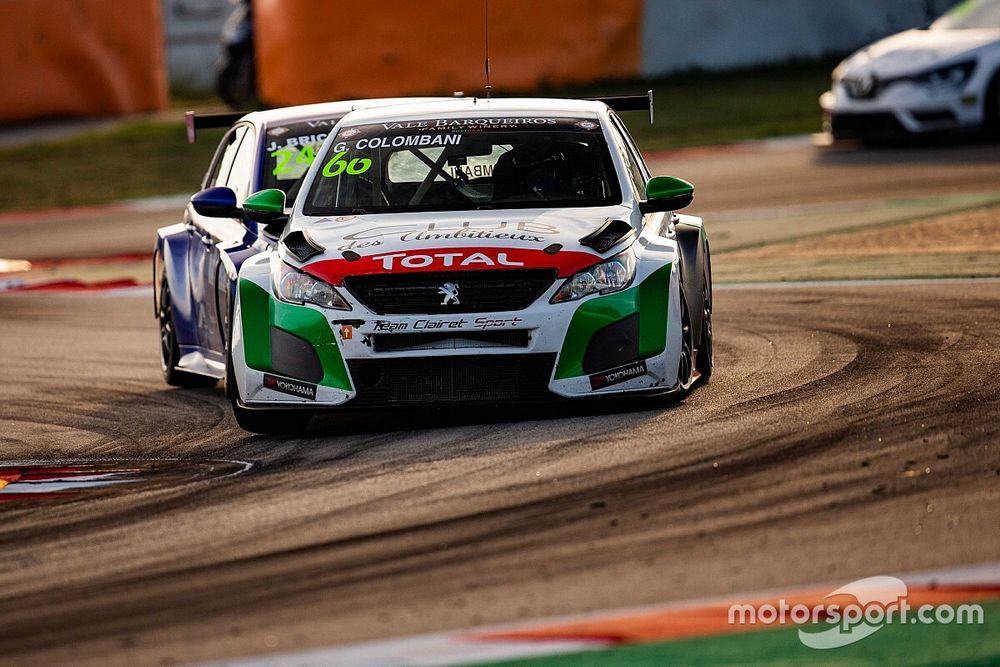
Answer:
[194,562,1000,667]
[718,277,1000,290]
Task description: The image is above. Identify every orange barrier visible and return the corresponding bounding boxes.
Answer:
[255,0,641,106]
[0,0,167,123]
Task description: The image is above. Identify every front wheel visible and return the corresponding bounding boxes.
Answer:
[676,291,696,395]
[985,71,1000,139]
[695,284,713,383]
[158,280,217,388]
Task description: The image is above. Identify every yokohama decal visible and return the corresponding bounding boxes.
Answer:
[263,374,317,400]
[590,360,648,390]
[302,247,602,285]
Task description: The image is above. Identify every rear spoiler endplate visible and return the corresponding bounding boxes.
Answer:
[185,111,248,143]
[586,90,654,124]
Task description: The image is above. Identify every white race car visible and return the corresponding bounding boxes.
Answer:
[821,0,1000,140]
[226,96,713,433]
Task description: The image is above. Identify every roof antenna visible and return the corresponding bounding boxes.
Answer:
[483,0,492,98]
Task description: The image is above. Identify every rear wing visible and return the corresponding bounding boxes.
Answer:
[185,110,248,144]
[586,90,654,124]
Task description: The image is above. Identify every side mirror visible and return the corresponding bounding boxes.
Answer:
[191,186,239,218]
[242,189,289,231]
[639,176,694,213]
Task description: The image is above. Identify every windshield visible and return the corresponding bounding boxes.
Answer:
[302,116,621,215]
[932,0,1000,29]
[262,117,344,195]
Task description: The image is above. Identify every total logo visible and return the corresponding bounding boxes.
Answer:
[303,246,602,284]
[370,250,525,271]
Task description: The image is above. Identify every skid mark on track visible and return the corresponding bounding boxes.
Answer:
[0,284,999,665]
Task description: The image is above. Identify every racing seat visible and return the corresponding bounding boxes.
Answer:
[491,141,598,202]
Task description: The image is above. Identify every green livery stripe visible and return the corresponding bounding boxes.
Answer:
[238,279,352,390]
[637,263,671,359]
[239,278,272,371]
[271,297,352,391]
[555,263,672,380]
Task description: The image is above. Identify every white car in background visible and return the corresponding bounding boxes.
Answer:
[821,0,1000,140]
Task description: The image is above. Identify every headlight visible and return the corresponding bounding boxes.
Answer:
[272,261,351,310]
[551,249,636,303]
[911,60,975,89]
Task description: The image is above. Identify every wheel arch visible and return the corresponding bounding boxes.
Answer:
[674,215,710,345]
[217,245,264,352]
[984,66,1000,135]
[154,223,198,347]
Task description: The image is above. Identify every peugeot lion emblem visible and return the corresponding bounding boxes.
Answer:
[438,282,460,306]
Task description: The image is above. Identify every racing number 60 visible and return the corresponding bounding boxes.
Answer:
[322,151,372,177]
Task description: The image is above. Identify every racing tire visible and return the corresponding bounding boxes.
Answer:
[158,281,218,388]
[985,70,1000,139]
[676,291,696,397]
[695,257,713,383]
[226,339,312,435]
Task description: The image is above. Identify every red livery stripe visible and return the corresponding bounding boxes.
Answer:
[303,246,601,285]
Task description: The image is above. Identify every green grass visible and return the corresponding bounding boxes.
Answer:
[526,57,839,151]
[481,597,1000,667]
[0,121,225,212]
[0,58,838,212]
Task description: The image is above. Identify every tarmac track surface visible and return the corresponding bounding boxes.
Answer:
[0,280,998,665]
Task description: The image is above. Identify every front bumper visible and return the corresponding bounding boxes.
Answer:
[819,80,983,140]
[231,263,680,409]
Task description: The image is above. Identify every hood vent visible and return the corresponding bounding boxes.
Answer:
[282,230,325,262]
[579,219,635,253]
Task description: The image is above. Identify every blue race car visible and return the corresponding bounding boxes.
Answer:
[155,98,445,388]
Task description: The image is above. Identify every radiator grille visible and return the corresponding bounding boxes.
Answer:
[344,270,555,314]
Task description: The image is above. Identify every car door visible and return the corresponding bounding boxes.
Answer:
[187,123,254,360]
[211,123,266,358]
[607,112,651,201]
